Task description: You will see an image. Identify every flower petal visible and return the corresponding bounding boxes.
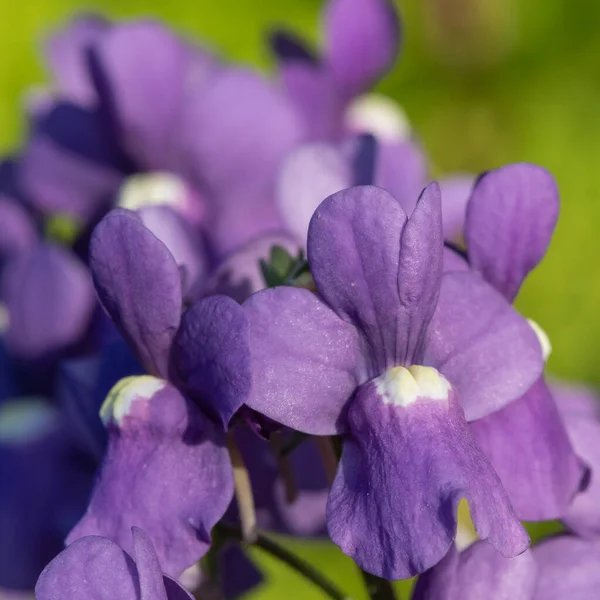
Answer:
[324,0,401,98]
[424,271,544,421]
[439,175,474,242]
[412,542,537,600]
[0,197,37,263]
[2,244,95,361]
[173,295,251,430]
[465,164,559,301]
[327,379,528,579]
[67,378,233,577]
[89,209,182,378]
[470,377,585,521]
[243,286,365,434]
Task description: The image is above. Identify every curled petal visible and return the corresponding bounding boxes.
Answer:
[67,378,233,577]
[424,271,544,421]
[465,163,559,301]
[243,286,365,435]
[90,209,182,378]
[327,379,528,579]
[0,197,37,263]
[439,175,474,242]
[470,377,585,521]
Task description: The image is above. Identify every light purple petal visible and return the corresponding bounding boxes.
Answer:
[137,206,207,299]
[533,536,600,600]
[203,234,300,303]
[553,384,600,537]
[133,527,168,600]
[35,536,139,600]
[470,377,585,521]
[412,542,537,600]
[2,244,95,360]
[173,295,251,430]
[465,163,559,301]
[307,185,406,373]
[0,197,37,263]
[424,271,544,421]
[67,379,233,577]
[89,209,182,378]
[243,286,365,435]
[324,0,400,98]
[277,142,351,244]
[327,380,528,579]
[439,174,474,242]
[181,68,303,258]
[44,15,110,105]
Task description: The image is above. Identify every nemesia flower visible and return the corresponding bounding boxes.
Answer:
[189,183,545,578]
[68,209,248,576]
[270,0,402,141]
[412,535,600,600]
[453,164,586,520]
[35,528,193,600]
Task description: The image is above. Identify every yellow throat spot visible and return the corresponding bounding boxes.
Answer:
[527,318,552,362]
[345,93,411,142]
[375,365,451,407]
[455,498,478,550]
[118,172,187,211]
[100,375,166,427]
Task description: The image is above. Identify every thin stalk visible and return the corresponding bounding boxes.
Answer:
[216,523,351,600]
[314,436,338,486]
[359,570,398,600]
[269,431,298,503]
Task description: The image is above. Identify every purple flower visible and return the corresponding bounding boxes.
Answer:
[456,164,586,520]
[197,184,543,578]
[412,535,600,600]
[68,209,251,576]
[36,528,193,600]
[270,0,401,141]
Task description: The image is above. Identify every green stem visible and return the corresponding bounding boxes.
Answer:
[216,524,351,600]
[359,569,398,600]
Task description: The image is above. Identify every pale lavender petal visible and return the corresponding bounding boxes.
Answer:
[465,164,559,301]
[68,379,233,577]
[173,295,251,429]
[327,379,528,579]
[44,15,110,105]
[553,384,600,537]
[133,527,168,600]
[533,536,600,600]
[307,185,407,373]
[276,143,351,244]
[470,377,585,521]
[443,245,469,272]
[89,209,182,378]
[324,0,400,98]
[424,271,544,421]
[243,286,365,435]
[2,244,95,360]
[0,197,37,263]
[412,542,537,600]
[439,174,474,242]
[203,234,300,303]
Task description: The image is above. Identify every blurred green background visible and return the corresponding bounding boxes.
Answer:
[0,0,598,597]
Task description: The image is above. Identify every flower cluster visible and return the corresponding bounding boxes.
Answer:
[1,1,600,599]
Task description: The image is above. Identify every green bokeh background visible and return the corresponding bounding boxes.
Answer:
[1,0,598,597]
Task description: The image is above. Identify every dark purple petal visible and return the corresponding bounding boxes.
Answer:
[470,377,585,521]
[412,542,537,600]
[424,271,544,421]
[533,536,600,600]
[308,185,407,373]
[0,197,37,263]
[181,68,303,258]
[465,164,559,301]
[324,0,400,98]
[439,175,474,242]
[137,206,207,299]
[89,209,182,378]
[553,384,600,537]
[2,244,95,360]
[44,15,110,105]
[67,378,233,577]
[327,373,528,579]
[243,286,365,434]
[173,295,251,430]
[203,234,300,303]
